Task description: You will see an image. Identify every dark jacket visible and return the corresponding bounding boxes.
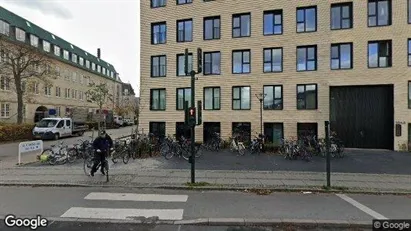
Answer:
[93,135,113,152]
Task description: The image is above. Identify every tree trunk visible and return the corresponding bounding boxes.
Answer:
[17,90,24,124]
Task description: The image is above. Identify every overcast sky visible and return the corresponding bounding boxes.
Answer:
[0,0,140,96]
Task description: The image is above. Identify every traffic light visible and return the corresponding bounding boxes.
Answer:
[189,107,196,126]
[197,48,202,74]
[197,100,202,125]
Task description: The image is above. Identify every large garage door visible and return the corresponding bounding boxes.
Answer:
[330,85,394,150]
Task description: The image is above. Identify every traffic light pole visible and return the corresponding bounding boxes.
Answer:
[190,70,196,184]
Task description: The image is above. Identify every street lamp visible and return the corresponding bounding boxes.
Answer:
[255,93,266,136]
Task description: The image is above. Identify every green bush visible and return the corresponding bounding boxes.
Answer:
[0,123,35,142]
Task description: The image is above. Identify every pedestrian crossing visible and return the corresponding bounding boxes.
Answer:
[60,192,188,221]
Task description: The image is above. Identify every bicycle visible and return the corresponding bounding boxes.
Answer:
[229,135,245,156]
[40,141,73,165]
[83,149,111,182]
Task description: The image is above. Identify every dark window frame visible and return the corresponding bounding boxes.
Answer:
[150,55,167,77]
[151,0,166,8]
[176,53,193,76]
[203,86,221,110]
[149,122,166,139]
[297,123,318,140]
[263,85,283,110]
[176,0,192,5]
[296,6,317,33]
[368,40,392,68]
[409,0,411,24]
[176,19,193,42]
[263,10,283,35]
[232,86,251,110]
[203,16,221,40]
[232,13,251,38]
[176,87,192,110]
[330,2,353,30]
[408,39,411,66]
[296,84,318,110]
[232,50,251,74]
[232,122,252,143]
[263,47,283,73]
[367,0,392,27]
[296,45,317,72]
[203,51,221,75]
[151,22,167,45]
[330,43,353,70]
[264,122,284,146]
[150,88,166,111]
[408,81,411,109]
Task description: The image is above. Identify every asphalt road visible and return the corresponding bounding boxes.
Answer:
[0,126,136,160]
[0,186,409,224]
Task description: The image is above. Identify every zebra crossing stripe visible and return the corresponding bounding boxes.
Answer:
[60,207,184,220]
[84,192,188,202]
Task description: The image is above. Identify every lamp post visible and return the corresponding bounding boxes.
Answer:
[255,93,266,136]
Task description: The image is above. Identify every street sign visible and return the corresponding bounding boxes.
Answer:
[18,140,43,165]
[48,109,56,115]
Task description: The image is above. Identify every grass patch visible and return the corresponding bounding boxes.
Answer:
[244,188,273,195]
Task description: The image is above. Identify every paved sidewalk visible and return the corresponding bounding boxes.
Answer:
[1,166,410,193]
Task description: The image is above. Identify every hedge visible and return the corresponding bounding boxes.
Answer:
[0,123,35,142]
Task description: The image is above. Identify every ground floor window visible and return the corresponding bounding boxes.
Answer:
[232,122,251,144]
[176,122,191,140]
[264,123,283,146]
[149,122,166,139]
[0,103,10,118]
[297,123,318,140]
[203,122,221,143]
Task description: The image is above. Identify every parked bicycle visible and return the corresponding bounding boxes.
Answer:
[40,141,74,165]
[249,133,265,155]
[66,137,93,160]
[229,135,246,156]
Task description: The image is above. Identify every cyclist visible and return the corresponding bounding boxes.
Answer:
[90,130,113,176]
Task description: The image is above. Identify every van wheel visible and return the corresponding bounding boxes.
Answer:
[54,133,60,140]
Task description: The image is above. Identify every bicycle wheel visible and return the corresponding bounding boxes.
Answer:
[163,143,175,160]
[123,150,130,164]
[238,144,245,156]
[83,156,93,176]
[111,150,119,164]
[67,148,77,164]
[104,160,109,182]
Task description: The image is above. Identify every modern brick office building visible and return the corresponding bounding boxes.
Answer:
[140,0,411,150]
[0,6,127,124]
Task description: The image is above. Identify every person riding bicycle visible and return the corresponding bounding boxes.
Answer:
[90,130,113,176]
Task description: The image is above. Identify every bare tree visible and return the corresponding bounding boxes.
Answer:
[85,82,112,131]
[0,36,56,124]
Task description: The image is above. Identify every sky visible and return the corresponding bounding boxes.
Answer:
[0,0,141,96]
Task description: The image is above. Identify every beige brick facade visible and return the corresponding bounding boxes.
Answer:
[140,0,411,150]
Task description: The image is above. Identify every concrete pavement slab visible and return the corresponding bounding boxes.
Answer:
[236,179,263,186]
[280,180,307,187]
[258,179,284,186]
[214,178,239,185]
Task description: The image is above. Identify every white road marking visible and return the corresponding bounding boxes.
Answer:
[336,194,388,219]
[60,207,184,220]
[84,192,188,202]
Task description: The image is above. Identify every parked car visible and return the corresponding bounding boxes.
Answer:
[32,117,88,140]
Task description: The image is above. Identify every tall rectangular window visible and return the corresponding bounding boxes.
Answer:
[63,50,69,60]
[331,43,353,69]
[0,20,10,36]
[177,0,192,5]
[0,103,10,118]
[297,84,317,110]
[30,35,38,47]
[72,54,77,63]
[177,19,193,42]
[408,39,411,66]
[232,86,251,110]
[86,60,90,69]
[232,50,250,74]
[368,0,391,27]
[409,0,411,23]
[232,13,251,38]
[151,55,167,77]
[79,57,84,66]
[204,87,220,110]
[204,52,221,75]
[43,41,50,52]
[15,28,25,41]
[151,22,167,44]
[176,88,191,110]
[151,0,166,8]
[263,48,282,72]
[177,53,193,76]
[296,6,317,32]
[0,76,10,91]
[264,123,283,146]
[149,122,166,138]
[409,81,411,109]
[150,89,166,110]
[297,45,317,71]
[204,16,220,40]
[331,2,353,30]
[263,85,283,110]
[263,10,282,35]
[368,40,392,68]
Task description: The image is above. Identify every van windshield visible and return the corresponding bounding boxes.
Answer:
[37,119,59,128]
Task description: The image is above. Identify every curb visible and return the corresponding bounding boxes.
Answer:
[0,182,410,195]
[0,216,370,228]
